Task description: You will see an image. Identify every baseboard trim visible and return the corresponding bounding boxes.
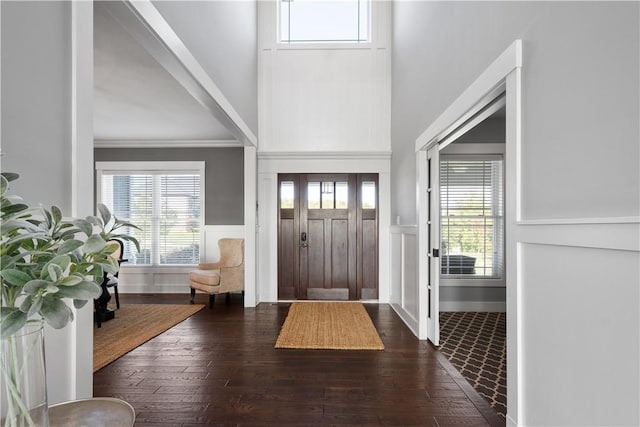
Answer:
[119,284,189,294]
[390,302,419,337]
[440,301,506,312]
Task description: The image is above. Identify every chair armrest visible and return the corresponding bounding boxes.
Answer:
[198,262,223,270]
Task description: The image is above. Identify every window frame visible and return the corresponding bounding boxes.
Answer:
[439,154,505,286]
[95,161,206,268]
[277,0,373,47]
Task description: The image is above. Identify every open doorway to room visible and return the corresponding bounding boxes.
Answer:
[416,39,521,424]
[436,107,507,421]
[277,173,379,300]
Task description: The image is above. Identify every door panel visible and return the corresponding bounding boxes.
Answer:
[427,146,440,345]
[331,219,349,288]
[279,218,296,298]
[277,174,299,299]
[278,173,377,301]
[358,174,378,299]
[307,219,325,289]
[301,173,354,300]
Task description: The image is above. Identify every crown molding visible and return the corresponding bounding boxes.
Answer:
[257,151,392,160]
[94,139,241,149]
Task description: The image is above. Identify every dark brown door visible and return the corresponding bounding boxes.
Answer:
[278,173,378,300]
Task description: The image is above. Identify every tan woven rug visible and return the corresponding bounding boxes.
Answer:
[275,302,384,350]
[93,304,204,372]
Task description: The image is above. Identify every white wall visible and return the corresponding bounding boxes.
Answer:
[392,2,640,425]
[392,1,639,224]
[258,1,391,152]
[151,0,258,134]
[1,0,94,404]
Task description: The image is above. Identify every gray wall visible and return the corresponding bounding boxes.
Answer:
[152,1,258,135]
[391,1,639,224]
[454,117,505,144]
[95,147,244,225]
[1,1,72,211]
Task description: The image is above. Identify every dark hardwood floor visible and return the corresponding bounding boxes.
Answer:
[93,294,504,427]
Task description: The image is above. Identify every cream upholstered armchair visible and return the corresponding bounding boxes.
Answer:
[189,238,244,308]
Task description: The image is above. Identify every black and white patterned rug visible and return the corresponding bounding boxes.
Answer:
[439,311,507,421]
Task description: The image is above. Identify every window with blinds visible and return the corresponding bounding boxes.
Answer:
[98,165,203,266]
[440,157,504,278]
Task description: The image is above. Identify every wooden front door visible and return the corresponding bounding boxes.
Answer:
[278,173,378,300]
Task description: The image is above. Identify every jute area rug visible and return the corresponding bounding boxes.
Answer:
[275,302,384,350]
[93,304,204,372]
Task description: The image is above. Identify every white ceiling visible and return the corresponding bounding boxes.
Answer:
[93,7,235,142]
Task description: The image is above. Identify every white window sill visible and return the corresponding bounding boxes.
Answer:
[120,265,197,274]
[440,277,506,288]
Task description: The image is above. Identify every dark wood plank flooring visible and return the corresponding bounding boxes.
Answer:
[93,294,504,427]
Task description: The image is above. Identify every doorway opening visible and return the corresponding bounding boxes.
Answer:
[415,39,521,423]
[435,106,508,421]
[277,173,378,300]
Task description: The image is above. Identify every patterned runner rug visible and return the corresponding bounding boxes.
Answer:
[275,302,384,350]
[439,311,507,421]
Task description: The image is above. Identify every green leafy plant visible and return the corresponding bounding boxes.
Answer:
[0,172,140,337]
[1,172,141,426]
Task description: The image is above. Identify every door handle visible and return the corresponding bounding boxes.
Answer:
[299,243,308,248]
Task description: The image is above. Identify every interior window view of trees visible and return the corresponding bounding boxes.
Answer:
[100,173,202,265]
[440,158,504,277]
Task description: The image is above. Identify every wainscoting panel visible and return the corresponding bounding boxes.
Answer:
[202,225,245,263]
[389,226,419,335]
[116,225,245,294]
[515,218,640,426]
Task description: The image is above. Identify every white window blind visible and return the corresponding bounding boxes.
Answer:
[98,165,203,266]
[440,158,504,278]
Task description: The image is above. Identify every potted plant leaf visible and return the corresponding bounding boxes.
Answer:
[0,172,139,426]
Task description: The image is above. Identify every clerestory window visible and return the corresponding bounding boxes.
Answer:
[279,0,370,44]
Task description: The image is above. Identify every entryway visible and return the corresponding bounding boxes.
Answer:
[277,173,378,300]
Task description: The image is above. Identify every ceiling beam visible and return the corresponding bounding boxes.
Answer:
[98,0,257,147]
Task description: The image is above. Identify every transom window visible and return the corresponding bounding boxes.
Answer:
[279,0,370,43]
[440,157,504,278]
[96,162,205,266]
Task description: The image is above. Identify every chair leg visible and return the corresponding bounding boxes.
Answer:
[225,293,231,305]
[114,285,120,309]
[190,288,196,304]
[94,301,101,328]
[209,294,215,309]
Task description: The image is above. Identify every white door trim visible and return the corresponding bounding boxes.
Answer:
[415,40,523,426]
[426,145,440,345]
